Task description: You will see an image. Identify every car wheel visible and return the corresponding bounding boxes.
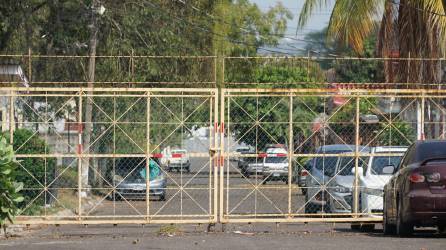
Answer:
[438,225,446,233]
[304,203,316,214]
[159,193,166,201]
[301,188,307,195]
[396,198,413,237]
[350,224,361,231]
[360,224,375,231]
[262,179,267,185]
[383,195,396,235]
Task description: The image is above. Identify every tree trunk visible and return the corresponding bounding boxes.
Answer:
[82,0,99,196]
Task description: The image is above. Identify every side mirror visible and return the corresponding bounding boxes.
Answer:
[382,165,395,174]
[351,167,363,176]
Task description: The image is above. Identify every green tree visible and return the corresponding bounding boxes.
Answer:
[3,129,56,214]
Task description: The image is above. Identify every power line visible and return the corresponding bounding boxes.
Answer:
[174,0,329,49]
[142,0,294,55]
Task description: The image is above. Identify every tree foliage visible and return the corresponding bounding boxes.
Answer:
[0,137,24,227]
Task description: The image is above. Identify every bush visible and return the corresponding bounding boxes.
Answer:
[0,137,24,228]
[3,129,56,214]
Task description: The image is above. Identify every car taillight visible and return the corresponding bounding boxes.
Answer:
[301,170,309,177]
[426,173,441,183]
[172,153,183,158]
[409,173,425,183]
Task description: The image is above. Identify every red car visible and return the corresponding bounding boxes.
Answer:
[383,140,446,236]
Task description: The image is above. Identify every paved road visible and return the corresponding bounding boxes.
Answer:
[1,223,445,250]
[84,157,309,219]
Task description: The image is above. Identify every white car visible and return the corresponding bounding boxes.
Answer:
[167,149,191,172]
[327,153,368,214]
[262,153,289,184]
[358,146,407,216]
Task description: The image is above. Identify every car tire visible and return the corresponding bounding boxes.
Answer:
[159,193,166,201]
[396,198,413,237]
[438,225,446,233]
[350,224,361,231]
[304,203,316,214]
[383,195,396,235]
[360,224,375,231]
[262,179,267,185]
[301,188,307,195]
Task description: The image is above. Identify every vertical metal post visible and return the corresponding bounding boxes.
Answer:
[9,94,14,145]
[77,91,83,221]
[353,96,360,216]
[421,93,425,140]
[213,90,218,222]
[131,49,135,80]
[288,95,293,217]
[28,48,32,83]
[219,89,225,223]
[146,91,151,222]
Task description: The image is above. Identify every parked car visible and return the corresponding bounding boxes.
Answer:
[358,146,407,216]
[327,153,368,214]
[113,157,166,201]
[167,149,190,172]
[383,140,446,236]
[262,153,289,184]
[304,145,369,213]
[241,156,264,178]
[292,159,312,195]
[232,146,252,162]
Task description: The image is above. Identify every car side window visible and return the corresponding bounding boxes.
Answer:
[399,144,415,169]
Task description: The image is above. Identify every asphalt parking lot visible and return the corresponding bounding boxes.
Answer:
[1,223,445,250]
[85,157,309,219]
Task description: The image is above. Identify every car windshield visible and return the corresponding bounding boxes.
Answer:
[265,157,287,164]
[116,158,161,182]
[314,156,338,172]
[332,156,368,176]
[369,156,402,175]
[236,148,250,153]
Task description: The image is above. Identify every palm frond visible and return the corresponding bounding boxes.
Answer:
[298,0,332,29]
[327,0,384,54]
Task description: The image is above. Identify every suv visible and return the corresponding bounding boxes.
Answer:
[262,153,289,184]
[167,149,190,172]
[304,145,369,213]
[383,140,446,236]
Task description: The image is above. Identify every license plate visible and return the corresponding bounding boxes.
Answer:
[273,173,280,177]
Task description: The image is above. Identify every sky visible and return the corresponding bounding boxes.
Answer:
[249,0,335,54]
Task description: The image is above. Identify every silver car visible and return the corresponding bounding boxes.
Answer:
[327,154,368,214]
[113,158,167,201]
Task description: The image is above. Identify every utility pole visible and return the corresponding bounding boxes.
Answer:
[82,0,103,196]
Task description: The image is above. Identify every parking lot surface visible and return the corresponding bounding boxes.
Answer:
[1,223,445,250]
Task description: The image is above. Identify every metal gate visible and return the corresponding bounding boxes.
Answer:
[2,86,446,224]
[220,88,446,223]
[2,87,218,224]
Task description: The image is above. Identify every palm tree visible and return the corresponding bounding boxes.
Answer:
[298,0,446,86]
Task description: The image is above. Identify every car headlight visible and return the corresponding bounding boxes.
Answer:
[113,174,124,183]
[333,185,352,193]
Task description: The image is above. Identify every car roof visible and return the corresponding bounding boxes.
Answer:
[372,146,408,153]
[315,144,370,153]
